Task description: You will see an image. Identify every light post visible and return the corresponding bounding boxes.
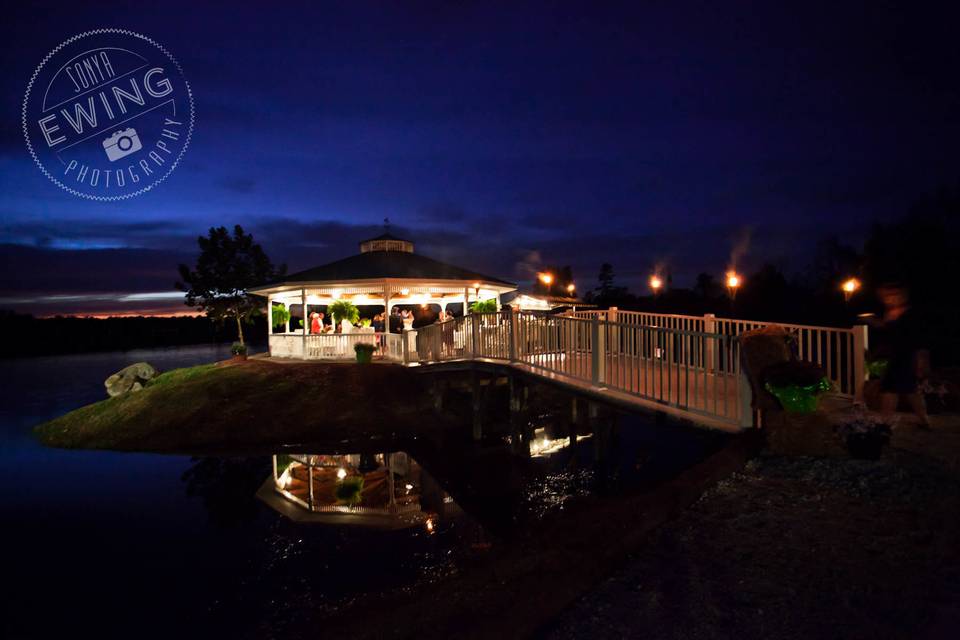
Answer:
[725,271,741,300]
[841,277,861,302]
[649,274,663,296]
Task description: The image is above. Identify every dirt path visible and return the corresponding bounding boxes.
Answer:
[543,418,960,640]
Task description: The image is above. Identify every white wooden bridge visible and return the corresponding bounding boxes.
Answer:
[269,309,867,432]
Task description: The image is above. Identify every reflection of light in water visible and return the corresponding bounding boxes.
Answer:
[528,427,592,457]
[521,469,594,519]
[425,518,435,534]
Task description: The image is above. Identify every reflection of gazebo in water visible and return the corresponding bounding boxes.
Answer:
[257,451,462,530]
[250,232,517,360]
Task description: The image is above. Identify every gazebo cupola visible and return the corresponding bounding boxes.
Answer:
[360,233,414,254]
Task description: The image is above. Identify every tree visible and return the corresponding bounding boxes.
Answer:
[176,225,284,346]
[597,263,615,297]
[693,272,721,300]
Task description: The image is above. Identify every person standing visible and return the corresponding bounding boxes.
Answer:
[870,282,931,428]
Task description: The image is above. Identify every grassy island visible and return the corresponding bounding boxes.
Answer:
[35,360,441,453]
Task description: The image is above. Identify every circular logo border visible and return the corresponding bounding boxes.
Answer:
[22,28,195,202]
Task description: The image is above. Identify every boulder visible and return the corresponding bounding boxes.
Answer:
[105,362,158,397]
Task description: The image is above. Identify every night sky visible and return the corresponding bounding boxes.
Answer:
[1,1,958,316]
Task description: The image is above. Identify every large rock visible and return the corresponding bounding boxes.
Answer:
[105,362,158,397]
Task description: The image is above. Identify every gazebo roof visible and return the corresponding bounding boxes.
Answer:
[251,235,516,295]
[280,251,514,285]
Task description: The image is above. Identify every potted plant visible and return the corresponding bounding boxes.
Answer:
[354,342,377,363]
[470,299,497,314]
[230,342,248,361]
[271,304,290,332]
[763,360,831,413]
[834,410,893,460]
[328,299,359,331]
[334,475,364,505]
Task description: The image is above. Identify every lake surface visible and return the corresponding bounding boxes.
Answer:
[0,345,725,639]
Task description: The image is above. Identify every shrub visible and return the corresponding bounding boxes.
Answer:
[470,299,498,313]
[230,342,248,356]
[763,360,831,413]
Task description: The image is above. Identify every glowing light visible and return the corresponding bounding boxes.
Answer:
[538,273,553,285]
[726,272,740,289]
[405,483,414,491]
[336,468,347,480]
[566,283,576,294]
[841,278,861,300]
[400,288,410,296]
[425,518,435,534]
[649,275,663,292]
[354,293,367,302]
[330,290,342,300]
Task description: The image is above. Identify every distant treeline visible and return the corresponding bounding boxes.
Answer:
[0,312,266,358]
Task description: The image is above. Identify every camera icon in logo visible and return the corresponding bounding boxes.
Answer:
[102,128,143,162]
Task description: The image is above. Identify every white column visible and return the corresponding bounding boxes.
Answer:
[464,287,470,315]
[267,295,274,335]
[301,287,307,359]
[284,302,290,334]
[383,286,392,334]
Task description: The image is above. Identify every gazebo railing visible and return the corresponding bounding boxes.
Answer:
[269,332,403,361]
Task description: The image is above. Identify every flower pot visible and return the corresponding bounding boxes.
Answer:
[844,433,887,460]
[355,350,373,364]
[232,354,248,362]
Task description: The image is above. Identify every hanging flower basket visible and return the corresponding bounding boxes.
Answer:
[763,361,831,413]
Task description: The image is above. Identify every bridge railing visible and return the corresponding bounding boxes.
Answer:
[574,308,866,399]
[410,311,751,428]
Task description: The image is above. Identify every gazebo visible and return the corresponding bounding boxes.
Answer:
[250,232,517,360]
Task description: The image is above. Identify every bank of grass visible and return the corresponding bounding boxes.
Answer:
[35,360,440,453]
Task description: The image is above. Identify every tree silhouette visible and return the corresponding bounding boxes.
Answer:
[176,225,285,346]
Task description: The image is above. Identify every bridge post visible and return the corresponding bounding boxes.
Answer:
[703,313,716,372]
[471,312,480,358]
[508,307,518,362]
[509,374,527,455]
[607,306,619,355]
[852,324,868,402]
[472,370,483,441]
[591,316,606,386]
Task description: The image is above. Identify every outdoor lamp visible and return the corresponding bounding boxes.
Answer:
[649,275,663,293]
[842,277,860,301]
[726,271,741,298]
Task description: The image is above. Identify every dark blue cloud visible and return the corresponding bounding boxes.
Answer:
[0,1,958,314]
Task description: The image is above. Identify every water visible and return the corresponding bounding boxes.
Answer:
[0,344,726,639]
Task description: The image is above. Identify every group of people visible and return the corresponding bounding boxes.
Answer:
[308,308,419,335]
